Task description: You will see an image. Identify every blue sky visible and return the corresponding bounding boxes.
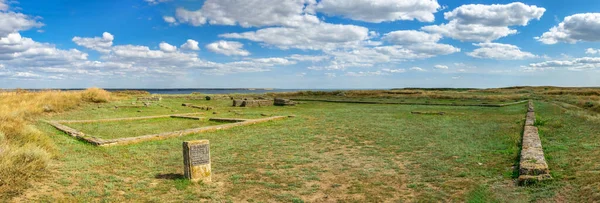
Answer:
[1,0,600,88]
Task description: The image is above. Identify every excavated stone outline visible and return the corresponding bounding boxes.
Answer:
[518,100,552,184]
[290,99,528,107]
[46,113,289,147]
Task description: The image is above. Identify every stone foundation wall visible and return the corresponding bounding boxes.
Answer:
[47,115,289,147]
[289,98,528,107]
[525,112,535,126]
[232,100,273,107]
[274,98,297,106]
[243,100,273,107]
[518,101,552,184]
[137,97,162,101]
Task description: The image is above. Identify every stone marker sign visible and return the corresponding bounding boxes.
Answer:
[183,140,211,183]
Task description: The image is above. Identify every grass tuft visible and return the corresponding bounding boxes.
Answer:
[81,88,112,103]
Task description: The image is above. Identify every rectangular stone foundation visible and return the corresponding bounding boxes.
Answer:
[47,115,289,146]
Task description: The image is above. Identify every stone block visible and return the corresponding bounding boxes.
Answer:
[274,98,297,106]
[519,126,551,180]
[233,100,244,107]
[183,140,211,183]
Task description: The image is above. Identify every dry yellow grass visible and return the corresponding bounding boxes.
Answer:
[0,88,113,199]
[81,87,112,103]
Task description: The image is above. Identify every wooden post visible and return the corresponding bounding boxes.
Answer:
[183,140,211,183]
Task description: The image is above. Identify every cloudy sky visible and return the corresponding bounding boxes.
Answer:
[1,0,600,88]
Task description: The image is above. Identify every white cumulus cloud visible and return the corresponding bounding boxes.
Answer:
[443,2,545,26]
[206,40,250,56]
[423,2,545,42]
[220,22,370,50]
[180,39,200,51]
[172,0,318,28]
[467,43,537,60]
[287,54,330,62]
[382,30,442,45]
[434,65,449,69]
[159,42,177,52]
[0,12,44,37]
[0,0,8,11]
[163,16,176,24]
[586,48,600,55]
[527,57,600,71]
[345,71,386,77]
[381,68,406,73]
[410,67,426,71]
[313,0,440,23]
[72,32,114,53]
[536,13,600,44]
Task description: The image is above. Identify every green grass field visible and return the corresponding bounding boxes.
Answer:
[11,95,600,202]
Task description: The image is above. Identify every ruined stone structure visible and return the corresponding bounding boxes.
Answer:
[232,99,273,107]
[518,101,552,184]
[137,97,162,101]
[274,98,297,106]
[205,95,231,101]
[47,115,289,146]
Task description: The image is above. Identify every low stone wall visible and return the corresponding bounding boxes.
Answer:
[525,111,536,126]
[518,101,552,184]
[290,98,528,107]
[209,118,249,122]
[190,105,214,110]
[47,115,289,146]
[411,111,445,115]
[170,115,203,120]
[274,98,297,106]
[244,100,273,107]
[232,100,273,107]
[46,121,105,145]
[162,96,205,100]
[137,97,162,101]
[53,113,203,124]
[114,105,145,109]
[100,116,288,146]
[205,95,231,100]
[527,100,535,112]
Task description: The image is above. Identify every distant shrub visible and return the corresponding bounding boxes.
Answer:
[81,87,112,103]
